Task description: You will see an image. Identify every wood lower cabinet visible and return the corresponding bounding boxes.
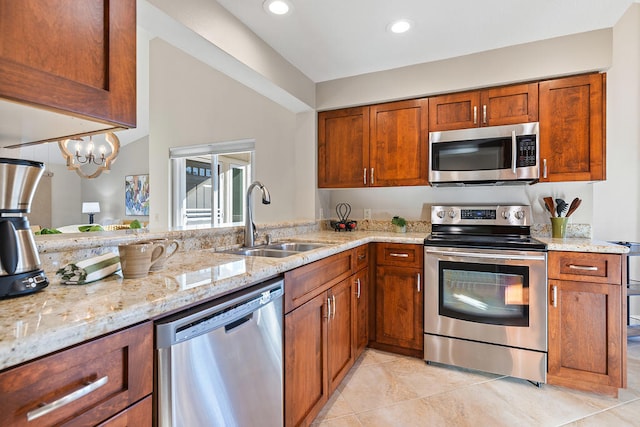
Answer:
[0,0,137,132]
[0,321,153,426]
[428,83,538,131]
[539,73,605,182]
[285,292,329,427]
[318,99,428,188]
[372,243,424,357]
[547,251,626,397]
[284,248,365,427]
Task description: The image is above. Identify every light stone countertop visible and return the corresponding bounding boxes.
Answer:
[0,230,629,371]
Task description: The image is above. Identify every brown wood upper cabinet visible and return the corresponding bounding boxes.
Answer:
[318,99,428,188]
[0,0,137,130]
[428,83,538,131]
[539,73,605,182]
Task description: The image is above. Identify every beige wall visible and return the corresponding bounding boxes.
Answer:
[316,29,612,110]
[148,39,315,230]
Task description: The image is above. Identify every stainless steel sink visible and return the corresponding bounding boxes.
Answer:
[224,248,301,258]
[263,242,327,252]
[223,241,328,258]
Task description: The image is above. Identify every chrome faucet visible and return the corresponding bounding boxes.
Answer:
[245,181,271,247]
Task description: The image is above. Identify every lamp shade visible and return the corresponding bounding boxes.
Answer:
[82,202,100,214]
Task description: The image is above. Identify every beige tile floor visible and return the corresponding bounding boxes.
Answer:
[312,336,640,426]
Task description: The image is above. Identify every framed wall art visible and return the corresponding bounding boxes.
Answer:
[125,174,150,216]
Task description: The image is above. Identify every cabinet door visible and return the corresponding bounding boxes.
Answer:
[429,91,481,131]
[539,73,605,182]
[369,99,429,186]
[375,265,423,354]
[548,279,623,396]
[97,396,152,427]
[318,107,370,188]
[354,268,369,357]
[327,278,356,394]
[0,0,136,128]
[481,83,538,126]
[284,293,329,427]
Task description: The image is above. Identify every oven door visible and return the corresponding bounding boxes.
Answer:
[424,246,547,352]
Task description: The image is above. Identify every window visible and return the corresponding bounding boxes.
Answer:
[170,140,255,228]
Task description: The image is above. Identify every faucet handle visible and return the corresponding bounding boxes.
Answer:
[265,234,272,245]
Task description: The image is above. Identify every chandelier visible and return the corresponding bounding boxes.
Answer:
[58,132,120,179]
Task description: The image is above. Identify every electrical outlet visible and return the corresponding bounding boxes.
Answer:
[364,209,372,220]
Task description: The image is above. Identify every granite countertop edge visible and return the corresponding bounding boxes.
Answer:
[0,231,629,371]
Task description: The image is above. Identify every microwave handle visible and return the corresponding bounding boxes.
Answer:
[511,130,517,175]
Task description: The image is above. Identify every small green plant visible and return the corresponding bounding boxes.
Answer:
[391,216,407,227]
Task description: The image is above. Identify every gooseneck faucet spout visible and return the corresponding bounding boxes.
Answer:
[245,181,271,247]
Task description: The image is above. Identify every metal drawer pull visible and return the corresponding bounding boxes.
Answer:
[356,278,361,298]
[326,297,331,320]
[543,159,548,179]
[27,376,109,422]
[482,104,487,124]
[551,285,557,308]
[358,254,366,260]
[568,264,598,271]
[363,168,367,185]
[389,253,409,258]
[473,106,477,124]
[371,168,374,185]
[417,273,421,293]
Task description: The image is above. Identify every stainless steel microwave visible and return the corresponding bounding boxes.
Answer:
[429,122,539,186]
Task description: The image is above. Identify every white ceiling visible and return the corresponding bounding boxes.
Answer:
[217,0,635,83]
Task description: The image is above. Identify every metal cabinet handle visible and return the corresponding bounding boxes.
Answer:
[371,168,374,185]
[473,106,477,125]
[358,254,366,260]
[551,285,558,308]
[363,168,367,185]
[543,159,547,179]
[332,294,336,318]
[389,253,409,258]
[326,297,331,320]
[568,264,599,271]
[417,273,421,293]
[482,104,487,124]
[27,376,109,421]
[356,278,361,298]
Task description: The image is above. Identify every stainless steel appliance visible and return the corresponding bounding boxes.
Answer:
[424,205,547,384]
[429,122,539,186]
[156,277,284,427]
[0,158,48,298]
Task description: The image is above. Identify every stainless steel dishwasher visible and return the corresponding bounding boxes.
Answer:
[156,277,284,427]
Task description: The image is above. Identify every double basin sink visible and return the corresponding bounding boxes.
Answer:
[224,242,328,258]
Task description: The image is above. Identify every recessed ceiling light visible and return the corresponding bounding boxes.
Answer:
[388,19,413,34]
[263,0,291,15]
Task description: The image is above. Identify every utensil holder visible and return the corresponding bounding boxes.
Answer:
[551,217,569,238]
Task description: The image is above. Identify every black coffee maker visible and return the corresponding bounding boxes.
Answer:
[0,158,49,298]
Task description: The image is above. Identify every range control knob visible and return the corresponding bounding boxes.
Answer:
[436,210,445,219]
[515,210,525,220]
[501,210,510,219]
[448,210,456,219]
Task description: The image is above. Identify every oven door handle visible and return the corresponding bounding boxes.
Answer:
[425,249,546,262]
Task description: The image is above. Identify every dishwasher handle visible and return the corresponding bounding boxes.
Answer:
[156,278,284,347]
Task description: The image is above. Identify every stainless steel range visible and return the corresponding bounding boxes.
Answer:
[424,205,548,384]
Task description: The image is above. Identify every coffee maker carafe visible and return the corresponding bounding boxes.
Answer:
[0,158,48,298]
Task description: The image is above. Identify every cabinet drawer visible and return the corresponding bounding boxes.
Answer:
[376,243,423,268]
[285,250,354,313]
[548,251,622,284]
[0,322,153,427]
[355,244,369,271]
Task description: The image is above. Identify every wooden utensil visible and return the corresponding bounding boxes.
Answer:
[565,198,582,217]
[543,197,556,217]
